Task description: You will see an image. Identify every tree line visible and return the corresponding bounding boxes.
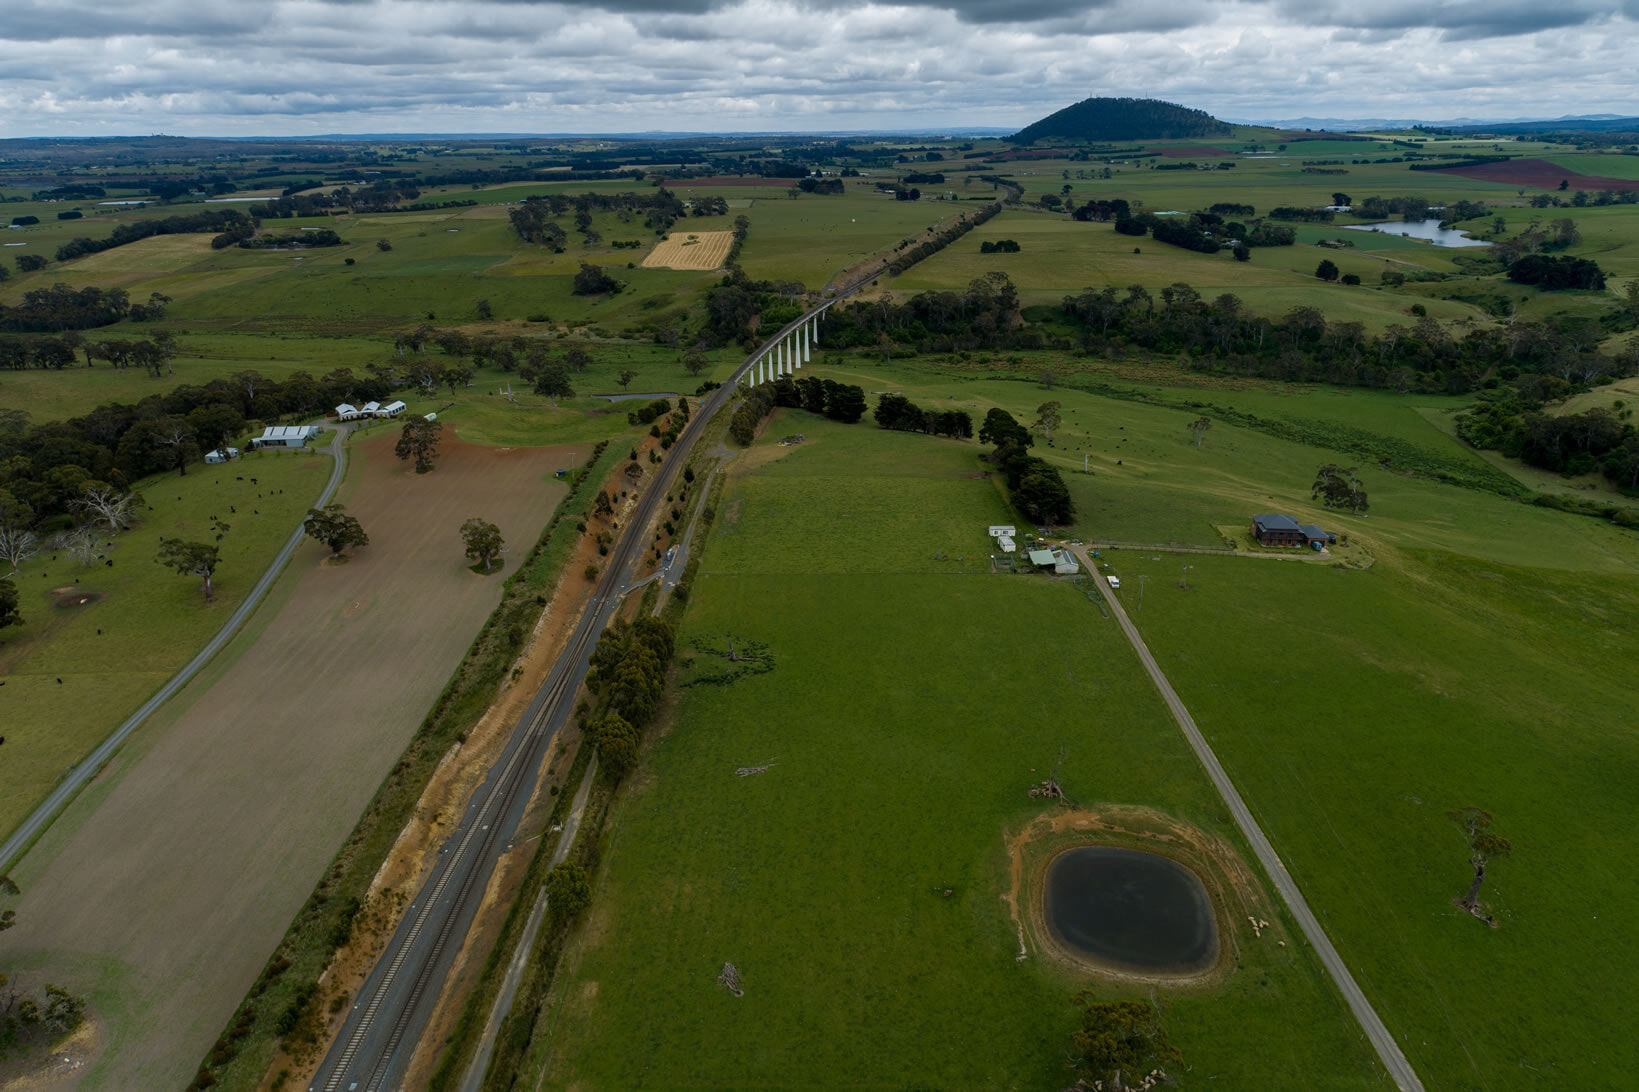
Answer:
[1056,281,1637,396]
[52,208,253,263]
[0,284,149,333]
[0,365,412,532]
[979,407,1074,524]
[729,375,868,444]
[1457,382,1639,489]
[585,616,677,779]
[508,189,692,248]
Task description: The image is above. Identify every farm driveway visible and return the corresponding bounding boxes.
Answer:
[3,433,569,1090]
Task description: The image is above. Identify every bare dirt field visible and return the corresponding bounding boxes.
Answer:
[640,230,735,271]
[2,433,569,1090]
[1430,157,1636,190]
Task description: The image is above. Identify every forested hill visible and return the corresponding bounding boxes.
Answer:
[1010,97,1231,143]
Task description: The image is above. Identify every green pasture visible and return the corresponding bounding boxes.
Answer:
[1003,153,1531,214]
[799,358,1637,571]
[0,449,330,841]
[703,412,1010,574]
[0,332,387,424]
[734,187,975,287]
[1121,548,1639,1090]
[881,210,1486,329]
[538,420,1387,1088]
[1542,153,1639,181]
[2,201,733,336]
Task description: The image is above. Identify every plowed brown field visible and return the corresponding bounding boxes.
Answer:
[3,433,569,1090]
[1429,157,1636,190]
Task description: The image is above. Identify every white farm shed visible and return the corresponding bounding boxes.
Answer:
[336,403,363,421]
[378,400,408,418]
[251,425,322,449]
[360,401,382,417]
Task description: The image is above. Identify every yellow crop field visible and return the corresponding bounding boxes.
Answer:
[640,229,733,270]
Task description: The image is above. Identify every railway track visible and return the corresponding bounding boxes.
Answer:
[310,284,864,1091]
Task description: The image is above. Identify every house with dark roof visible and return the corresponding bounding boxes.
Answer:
[1252,513,1335,549]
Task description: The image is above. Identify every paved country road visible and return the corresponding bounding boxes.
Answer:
[1070,546,1424,1092]
[312,294,855,1092]
[0,426,347,873]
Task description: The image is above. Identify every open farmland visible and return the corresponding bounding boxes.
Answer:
[0,450,329,839]
[1122,548,1639,1090]
[1425,157,1639,190]
[536,415,1388,1088]
[881,209,1490,329]
[2,432,569,1090]
[641,229,734,270]
[676,361,1639,1088]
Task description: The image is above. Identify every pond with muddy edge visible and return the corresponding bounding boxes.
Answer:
[1043,846,1218,974]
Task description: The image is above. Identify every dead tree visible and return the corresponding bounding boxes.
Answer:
[1029,746,1072,803]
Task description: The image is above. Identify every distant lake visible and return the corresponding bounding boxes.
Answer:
[1343,219,1492,248]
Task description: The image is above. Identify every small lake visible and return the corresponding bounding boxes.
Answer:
[1343,219,1492,247]
[1043,847,1217,973]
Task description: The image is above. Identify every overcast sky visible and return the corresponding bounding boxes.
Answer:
[4,0,1637,136]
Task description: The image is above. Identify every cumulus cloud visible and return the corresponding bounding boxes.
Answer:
[0,0,1635,134]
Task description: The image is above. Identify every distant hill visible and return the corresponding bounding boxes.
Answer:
[1011,97,1231,144]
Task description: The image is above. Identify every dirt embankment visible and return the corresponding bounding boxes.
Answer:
[1004,804,1286,988]
[287,424,689,1090]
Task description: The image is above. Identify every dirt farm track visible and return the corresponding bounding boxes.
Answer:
[2,433,568,1090]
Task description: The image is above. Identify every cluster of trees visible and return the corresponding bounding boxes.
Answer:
[1070,198,1131,222]
[979,408,1074,525]
[571,262,622,296]
[1457,384,1639,485]
[0,331,177,374]
[979,239,1021,253]
[797,176,845,195]
[1312,464,1370,513]
[872,393,974,438]
[698,271,807,349]
[0,967,88,1063]
[822,272,1025,355]
[0,365,420,534]
[53,208,254,263]
[1057,280,1638,396]
[1506,254,1606,291]
[1490,217,1580,265]
[1110,210,1291,256]
[1352,194,1443,220]
[585,617,677,779]
[729,375,867,444]
[1269,206,1336,222]
[236,228,345,250]
[508,189,691,247]
[0,284,138,332]
[395,417,443,473]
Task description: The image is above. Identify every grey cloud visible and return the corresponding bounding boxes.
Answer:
[1277,0,1639,38]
